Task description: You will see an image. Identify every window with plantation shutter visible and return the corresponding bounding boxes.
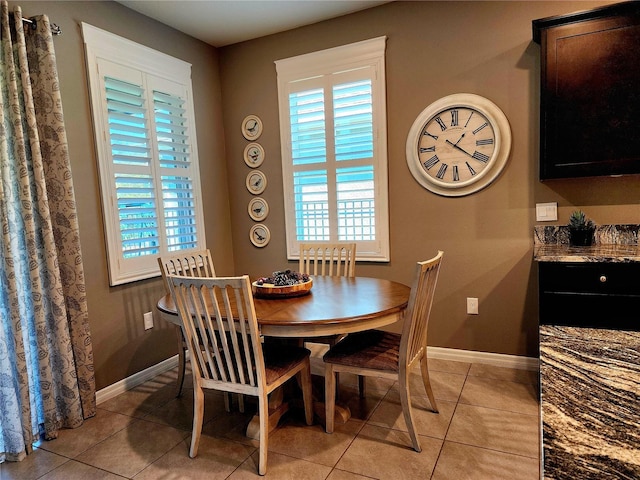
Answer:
[82,23,205,285]
[276,37,389,261]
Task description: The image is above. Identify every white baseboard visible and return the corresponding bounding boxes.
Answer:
[428,346,539,371]
[95,347,539,404]
[96,354,179,405]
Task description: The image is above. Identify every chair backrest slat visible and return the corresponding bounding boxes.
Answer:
[168,275,263,394]
[181,282,215,380]
[223,284,251,386]
[234,290,255,386]
[400,251,443,370]
[299,243,356,278]
[208,285,234,382]
[158,249,216,294]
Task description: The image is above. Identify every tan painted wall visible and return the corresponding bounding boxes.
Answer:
[219,0,638,359]
[9,1,638,390]
[12,1,233,389]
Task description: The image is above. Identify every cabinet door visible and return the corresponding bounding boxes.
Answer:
[538,262,640,330]
[537,8,640,179]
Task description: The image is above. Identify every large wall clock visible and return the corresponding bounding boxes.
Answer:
[406,93,511,197]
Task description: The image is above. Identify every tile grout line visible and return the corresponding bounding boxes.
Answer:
[428,367,470,478]
[324,381,387,478]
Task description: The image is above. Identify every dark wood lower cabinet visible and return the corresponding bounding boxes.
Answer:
[538,262,640,330]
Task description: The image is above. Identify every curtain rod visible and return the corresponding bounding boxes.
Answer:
[20,16,62,36]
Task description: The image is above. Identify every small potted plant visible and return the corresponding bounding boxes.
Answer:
[568,210,595,246]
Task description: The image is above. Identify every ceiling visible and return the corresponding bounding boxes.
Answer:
[116,1,391,47]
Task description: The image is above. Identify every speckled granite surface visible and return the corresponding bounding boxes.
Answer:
[540,326,640,479]
[534,225,640,262]
[534,244,640,262]
[535,225,640,246]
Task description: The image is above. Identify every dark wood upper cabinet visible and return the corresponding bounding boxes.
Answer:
[533,2,640,180]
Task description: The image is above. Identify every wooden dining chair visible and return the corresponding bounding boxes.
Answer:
[299,242,356,278]
[158,250,216,398]
[168,274,314,475]
[298,242,358,390]
[323,251,443,452]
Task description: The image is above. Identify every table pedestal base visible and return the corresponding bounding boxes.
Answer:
[245,389,291,439]
[244,386,351,439]
[313,401,351,425]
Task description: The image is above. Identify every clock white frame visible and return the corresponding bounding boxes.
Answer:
[241,114,263,140]
[244,142,265,167]
[246,170,267,195]
[250,223,271,247]
[406,93,511,197]
[248,197,269,221]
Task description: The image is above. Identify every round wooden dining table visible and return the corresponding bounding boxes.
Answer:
[156,275,411,338]
[156,275,411,437]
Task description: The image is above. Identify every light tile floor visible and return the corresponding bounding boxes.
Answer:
[1,349,541,479]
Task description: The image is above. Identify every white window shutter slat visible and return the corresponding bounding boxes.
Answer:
[333,80,374,161]
[289,88,327,166]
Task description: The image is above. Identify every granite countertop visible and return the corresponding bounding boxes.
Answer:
[540,326,640,478]
[534,244,640,262]
[534,224,640,263]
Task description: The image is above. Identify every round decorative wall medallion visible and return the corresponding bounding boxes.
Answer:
[246,170,267,195]
[244,142,265,168]
[249,223,271,247]
[241,114,263,140]
[248,197,269,221]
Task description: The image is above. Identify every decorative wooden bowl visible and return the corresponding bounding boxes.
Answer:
[252,278,313,298]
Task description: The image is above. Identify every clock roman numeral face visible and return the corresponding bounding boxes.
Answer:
[406,93,511,197]
[417,107,496,185]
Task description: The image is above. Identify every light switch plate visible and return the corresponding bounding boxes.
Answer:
[536,202,558,222]
[144,311,154,330]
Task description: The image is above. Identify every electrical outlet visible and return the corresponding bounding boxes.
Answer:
[467,297,479,315]
[144,311,154,330]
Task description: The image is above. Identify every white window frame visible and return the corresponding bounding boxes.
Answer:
[275,37,390,262]
[82,23,206,285]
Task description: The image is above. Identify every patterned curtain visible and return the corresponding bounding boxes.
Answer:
[0,0,95,462]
